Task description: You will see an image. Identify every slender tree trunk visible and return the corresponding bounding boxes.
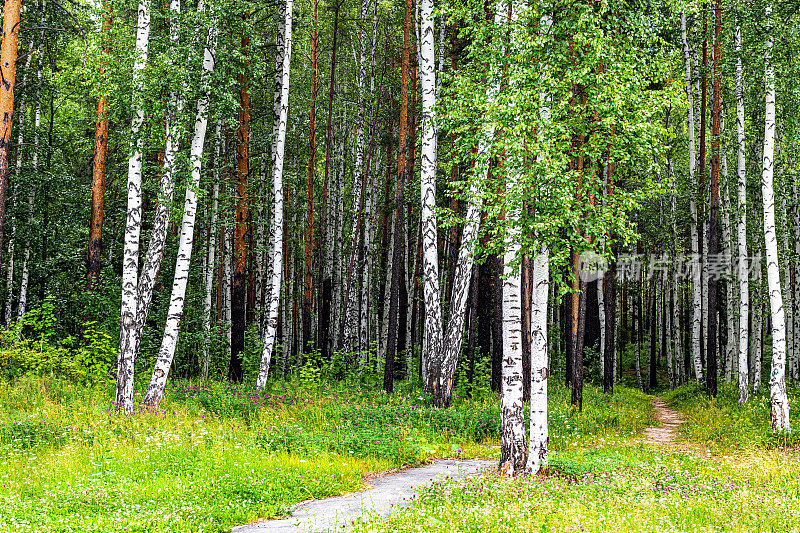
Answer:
[649,280,657,390]
[635,277,643,390]
[0,0,23,270]
[143,4,216,406]
[317,0,340,361]
[230,25,250,381]
[761,4,790,430]
[682,13,703,382]
[603,257,616,394]
[131,0,184,363]
[202,126,221,378]
[383,0,413,393]
[87,0,112,290]
[302,0,319,355]
[526,247,549,475]
[257,0,293,388]
[419,0,444,395]
[500,188,525,477]
[116,0,151,411]
[706,0,721,397]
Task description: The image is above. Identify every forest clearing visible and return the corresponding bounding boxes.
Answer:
[1,0,800,530]
[1,375,798,532]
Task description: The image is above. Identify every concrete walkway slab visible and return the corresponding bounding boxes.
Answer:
[233,459,495,533]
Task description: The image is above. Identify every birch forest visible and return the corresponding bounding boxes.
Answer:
[1,0,800,531]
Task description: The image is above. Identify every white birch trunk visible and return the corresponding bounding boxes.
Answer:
[117,0,152,411]
[598,277,605,377]
[132,0,185,358]
[5,42,35,327]
[143,4,216,407]
[16,190,33,321]
[419,0,443,393]
[735,15,749,401]
[761,5,790,430]
[437,4,509,405]
[499,2,525,477]
[17,46,44,322]
[257,0,293,388]
[752,284,763,392]
[4,226,13,326]
[526,248,549,475]
[500,220,525,476]
[682,13,703,382]
[202,123,222,377]
[720,117,735,383]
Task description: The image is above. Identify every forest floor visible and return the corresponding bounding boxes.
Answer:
[232,459,494,533]
[351,388,800,533]
[1,375,799,532]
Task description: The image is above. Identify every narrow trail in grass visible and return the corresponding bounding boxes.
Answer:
[642,396,685,445]
[233,459,494,533]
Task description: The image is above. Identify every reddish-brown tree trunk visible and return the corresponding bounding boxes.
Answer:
[0,0,23,269]
[303,0,319,354]
[87,1,112,290]
[707,0,721,396]
[384,0,413,393]
[230,32,250,382]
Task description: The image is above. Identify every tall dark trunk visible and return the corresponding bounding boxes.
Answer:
[383,0,413,393]
[603,261,616,393]
[477,256,493,385]
[521,255,532,402]
[698,5,708,372]
[564,289,573,386]
[303,0,319,355]
[491,253,504,393]
[706,0,721,397]
[317,0,341,360]
[230,32,250,382]
[585,279,601,356]
[649,281,658,390]
[87,2,111,291]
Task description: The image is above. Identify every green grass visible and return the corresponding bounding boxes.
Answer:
[4,371,794,533]
[351,445,800,533]
[0,374,657,532]
[662,381,800,451]
[351,381,800,533]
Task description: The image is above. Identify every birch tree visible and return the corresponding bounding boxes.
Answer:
[257,0,293,389]
[143,2,217,408]
[734,9,748,404]
[116,0,152,411]
[419,0,443,396]
[681,12,703,382]
[526,247,549,475]
[761,3,790,431]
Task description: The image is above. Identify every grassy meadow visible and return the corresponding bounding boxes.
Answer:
[0,372,797,532]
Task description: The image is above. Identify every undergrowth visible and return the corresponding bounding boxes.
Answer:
[662,382,800,451]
